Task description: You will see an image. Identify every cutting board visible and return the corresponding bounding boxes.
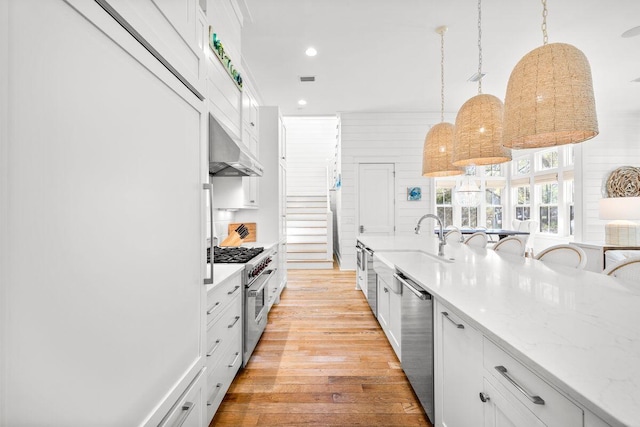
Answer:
[227,222,256,242]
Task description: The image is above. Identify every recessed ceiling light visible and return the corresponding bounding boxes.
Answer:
[298,99,307,106]
[622,26,640,38]
[305,47,317,57]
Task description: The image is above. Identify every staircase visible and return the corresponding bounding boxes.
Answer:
[286,195,333,269]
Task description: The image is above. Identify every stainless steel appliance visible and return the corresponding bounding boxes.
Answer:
[357,242,377,317]
[213,245,277,367]
[209,114,263,177]
[396,271,435,423]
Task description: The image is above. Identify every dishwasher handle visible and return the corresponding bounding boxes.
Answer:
[394,273,431,300]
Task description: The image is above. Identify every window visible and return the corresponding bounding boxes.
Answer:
[485,187,503,229]
[435,187,453,228]
[538,182,558,233]
[436,147,573,237]
[461,207,478,228]
[538,149,559,171]
[514,157,530,175]
[514,186,531,221]
[485,164,502,177]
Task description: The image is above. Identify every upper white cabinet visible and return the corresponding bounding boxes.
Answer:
[205,0,244,140]
[100,0,206,97]
[242,83,260,155]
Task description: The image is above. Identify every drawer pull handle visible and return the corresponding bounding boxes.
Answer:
[206,383,223,406]
[383,287,389,293]
[206,302,220,315]
[479,392,491,403]
[495,365,545,405]
[442,312,465,329]
[228,352,240,368]
[228,316,240,328]
[174,401,195,427]
[227,285,240,295]
[206,339,221,357]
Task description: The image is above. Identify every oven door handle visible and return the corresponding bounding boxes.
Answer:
[248,268,276,297]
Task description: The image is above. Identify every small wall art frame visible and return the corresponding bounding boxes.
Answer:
[407,187,422,201]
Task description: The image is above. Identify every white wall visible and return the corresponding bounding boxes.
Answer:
[284,116,338,196]
[576,112,640,243]
[338,112,439,270]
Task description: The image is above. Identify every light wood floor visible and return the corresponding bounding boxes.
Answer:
[210,264,432,426]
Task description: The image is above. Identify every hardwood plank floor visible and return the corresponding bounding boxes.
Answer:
[210,265,432,427]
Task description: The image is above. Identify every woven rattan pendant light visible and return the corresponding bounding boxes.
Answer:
[452,0,511,167]
[422,26,463,177]
[503,0,598,148]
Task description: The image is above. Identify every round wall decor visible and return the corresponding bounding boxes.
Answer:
[605,166,640,197]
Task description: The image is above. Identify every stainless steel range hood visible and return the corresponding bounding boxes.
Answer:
[209,114,263,177]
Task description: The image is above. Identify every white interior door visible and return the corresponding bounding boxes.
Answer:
[358,163,395,235]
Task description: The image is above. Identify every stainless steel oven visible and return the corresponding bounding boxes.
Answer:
[242,248,277,367]
[211,245,277,367]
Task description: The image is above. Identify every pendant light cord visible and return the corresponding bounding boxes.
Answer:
[477,0,483,94]
[440,29,445,123]
[541,0,549,45]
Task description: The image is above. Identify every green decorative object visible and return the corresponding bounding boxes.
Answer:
[209,27,243,90]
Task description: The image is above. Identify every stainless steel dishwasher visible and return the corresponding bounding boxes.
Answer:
[396,271,435,423]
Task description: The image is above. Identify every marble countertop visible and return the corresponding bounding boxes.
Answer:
[360,235,640,427]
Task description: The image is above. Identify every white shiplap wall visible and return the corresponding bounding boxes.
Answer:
[284,116,338,196]
[577,113,640,243]
[337,112,440,270]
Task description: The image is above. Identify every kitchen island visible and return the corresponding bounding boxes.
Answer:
[358,234,640,427]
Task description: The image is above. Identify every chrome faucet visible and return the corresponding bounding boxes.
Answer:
[415,214,445,257]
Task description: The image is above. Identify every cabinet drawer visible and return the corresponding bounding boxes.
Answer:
[206,334,242,421]
[159,368,205,427]
[206,293,241,369]
[206,275,242,325]
[483,338,582,426]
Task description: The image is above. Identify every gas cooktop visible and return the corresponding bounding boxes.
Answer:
[211,246,264,264]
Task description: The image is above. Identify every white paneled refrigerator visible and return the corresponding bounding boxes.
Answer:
[1,1,207,425]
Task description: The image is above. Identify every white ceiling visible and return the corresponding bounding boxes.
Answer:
[240,0,640,118]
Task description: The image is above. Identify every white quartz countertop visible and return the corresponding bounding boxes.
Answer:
[206,263,244,292]
[360,235,640,427]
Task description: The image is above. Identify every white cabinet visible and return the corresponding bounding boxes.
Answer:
[237,106,288,287]
[102,0,207,96]
[431,304,586,427]
[268,240,288,310]
[161,371,206,427]
[205,271,243,422]
[434,301,483,427]
[242,83,260,155]
[482,378,546,427]
[205,0,244,140]
[482,338,582,427]
[376,274,401,359]
[2,2,207,425]
[243,176,259,208]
